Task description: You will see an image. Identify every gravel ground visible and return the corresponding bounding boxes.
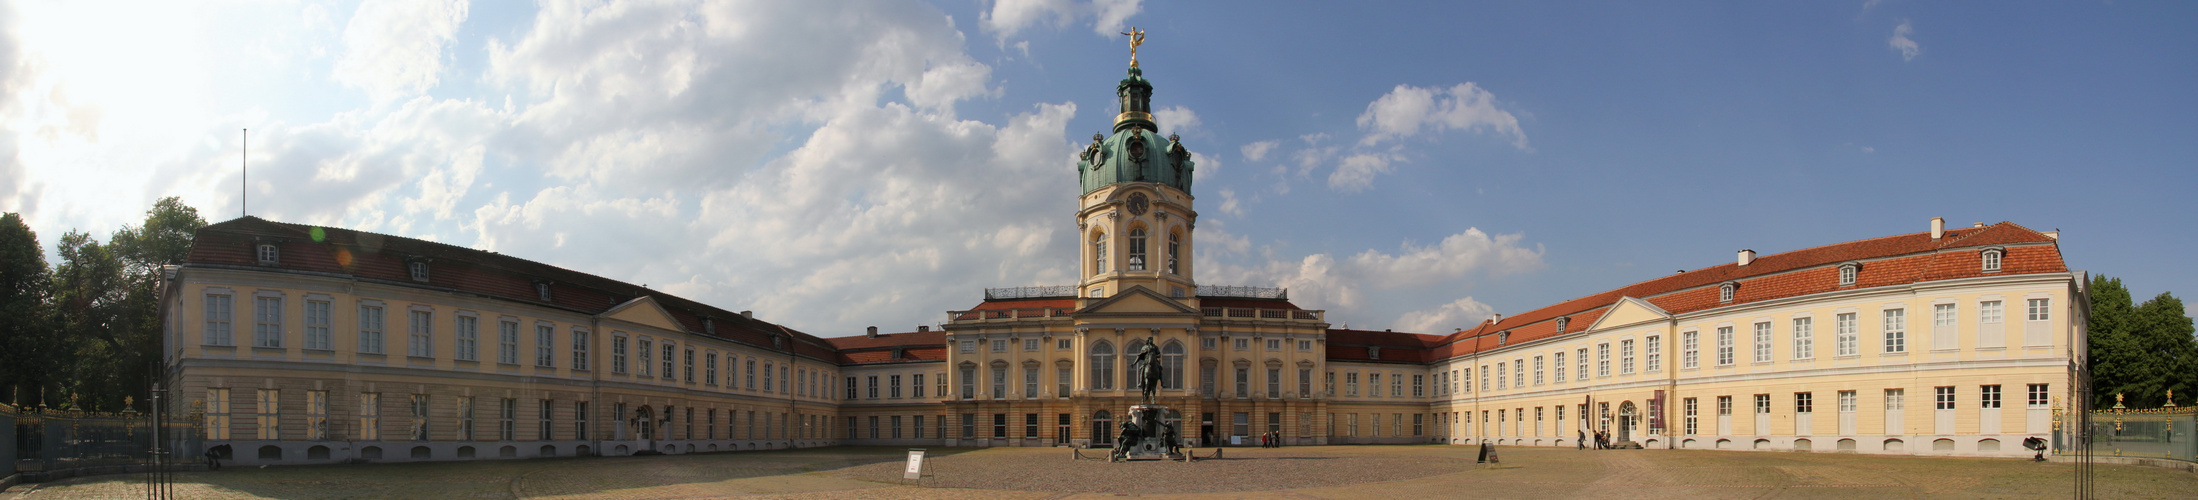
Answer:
[836,446,1476,494]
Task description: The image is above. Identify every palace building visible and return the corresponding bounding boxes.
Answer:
[161,58,2086,465]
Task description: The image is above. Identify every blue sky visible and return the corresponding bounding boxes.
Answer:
[1,0,2191,336]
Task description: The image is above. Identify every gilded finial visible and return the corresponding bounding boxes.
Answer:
[2113,393,2126,409]
[1121,27,1146,68]
[2167,389,2178,407]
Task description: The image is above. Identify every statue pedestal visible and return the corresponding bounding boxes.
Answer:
[1113,403,1183,461]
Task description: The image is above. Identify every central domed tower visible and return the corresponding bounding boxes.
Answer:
[1074,63,1198,301]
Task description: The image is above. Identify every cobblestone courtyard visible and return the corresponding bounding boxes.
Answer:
[7,445,2195,499]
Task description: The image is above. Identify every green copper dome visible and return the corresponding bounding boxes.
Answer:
[1076,67,1195,195]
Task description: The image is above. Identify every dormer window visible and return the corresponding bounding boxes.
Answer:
[536,282,553,302]
[1981,249,2003,272]
[703,317,716,335]
[1498,331,1509,345]
[1838,263,1859,287]
[1719,282,1737,303]
[1368,347,1381,360]
[409,261,430,282]
[256,244,279,265]
[1555,317,1569,334]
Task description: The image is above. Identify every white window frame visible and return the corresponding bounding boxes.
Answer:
[1981,249,2002,272]
[1882,308,1906,353]
[1791,316,1813,360]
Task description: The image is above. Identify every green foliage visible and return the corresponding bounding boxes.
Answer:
[0,212,59,406]
[2086,274,2198,409]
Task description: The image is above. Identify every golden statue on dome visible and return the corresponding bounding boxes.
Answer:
[1122,27,1146,67]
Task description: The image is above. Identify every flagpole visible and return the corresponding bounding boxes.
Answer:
[241,128,248,218]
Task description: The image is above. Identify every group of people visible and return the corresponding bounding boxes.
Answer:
[1256,431,1284,448]
[1577,429,1617,450]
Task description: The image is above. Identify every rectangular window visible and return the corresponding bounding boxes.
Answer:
[2028,384,2050,407]
[1026,413,1039,438]
[1493,364,1504,390]
[1267,339,1282,350]
[705,354,718,386]
[993,414,1007,438]
[306,390,329,440]
[1299,368,1313,397]
[1597,344,1611,377]
[1755,394,1771,414]
[204,294,234,346]
[499,398,517,441]
[1268,368,1283,398]
[575,401,589,440]
[1027,367,1041,399]
[357,392,380,441]
[457,396,476,440]
[1795,392,1813,413]
[1792,317,1814,359]
[1715,326,1734,365]
[1412,374,1425,397]
[498,320,520,364]
[663,344,676,380]
[1836,312,1858,356]
[1553,352,1567,382]
[1347,372,1360,396]
[892,374,905,399]
[1645,336,1662,372]
[612,337,629,373]
[1683,397,1698,435]
[409,310,434,358]
[1619,340,1635,374]
[960,366,975,399]
[1326,371,1336,395]
[358,304,383,354]
[1202,338,1216,349]
[1884,389,1905,411]
[1300,340,1313,351]
[454,315,478,361]
[867,375,880,399]
[410,394,431,441]
[1024,338,1039,351]
[1935,386,1955,410]
[1934,303,1958,350]
[1883,309,1906,353]
[539,399,554,441]
[204,388,231,440]
[959,340,975,353]
[993,366,1007,399]
[746,360,757,390]
[1681,331,1699,369]
[256,389,280,439]
[637,339,653,377]
[304,300,332,350]
[571,329,591,371]
[1575,348,1588,380]
[991,339,1007,352]
[254,296,283,348]
[2027,298,2051,321]
[1237,367,1251,398]
[1839,391,1857,412]
[536,325,556,367]
[1981,385,2002,409]
[1056,368,1069,398]
[914,415,926,439]
[962,414,975,439]
[1393,371,1405,397]
[1752,322,1771,362]
[1234,338,1249,350]
[1717,396,1732,416]
[1980,300,2004,323]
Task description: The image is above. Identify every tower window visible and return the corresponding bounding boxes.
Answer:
[1981,249,2003,272]
[1167,232,1181,275]
[1092,231,1108,274]
[256,244,279,265]
[1128,229,1147,271]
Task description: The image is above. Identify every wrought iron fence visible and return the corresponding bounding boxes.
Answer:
[3,402,199,477]
[2062,405,2196,463]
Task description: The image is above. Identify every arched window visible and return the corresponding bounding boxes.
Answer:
[1092,410,1115,445]
[1091,230,1108,275]
[1838,263,1859,286]
[1089,341,1115,390]
[1719,282,1737,303]
[1161,341,1185,390]
[1980,249,2003,272]
[1128,228,1148,271]
[1167,232,1181,275]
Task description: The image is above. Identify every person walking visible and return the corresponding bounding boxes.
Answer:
[1577,429,1586,450]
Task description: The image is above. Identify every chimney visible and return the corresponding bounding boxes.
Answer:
[1489,313,1502,325]
[740,310,753,319]
[1737,249,1756,267]
[866,326,878,338]
[2044,230,2059,240]
[917,325,930,333]
[1973,222,1985,228]
[1930,217,1945,240]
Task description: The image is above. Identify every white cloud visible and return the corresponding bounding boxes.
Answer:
[1153,105,1199,135]
[1889,19,1920,61]
[980,0,1144,41]
[1215,188,1243,217]
[1395,296,1496,333]
[1239,139,1278,162]
[1327,152,1393,193]
[1197,227,1543,327]
[332,0,469,102]
[1356,82,1527,149]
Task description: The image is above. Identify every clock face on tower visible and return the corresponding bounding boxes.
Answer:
[1127,193,1149,216]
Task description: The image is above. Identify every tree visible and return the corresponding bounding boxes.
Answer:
[2086,275,2198,409]
[0,212,59,406]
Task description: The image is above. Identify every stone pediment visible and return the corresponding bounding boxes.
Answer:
[601,295,686,333]
[1585,296,1671,332]
[1078,285,1197,316]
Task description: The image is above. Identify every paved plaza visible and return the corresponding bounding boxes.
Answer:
[6,445,2195,499]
